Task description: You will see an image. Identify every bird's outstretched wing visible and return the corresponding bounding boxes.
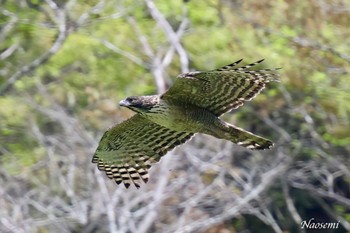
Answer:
[161,59,280,116]
[92,114,193,189]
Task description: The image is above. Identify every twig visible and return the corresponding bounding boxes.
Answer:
[282,179,305,232]
[0,3,68,95]
[172,159,289,233]
[144,0,189,72]
[98,38,145,67]
[0,10,18,45]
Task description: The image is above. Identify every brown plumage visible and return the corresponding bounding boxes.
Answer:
[93,59,280,188]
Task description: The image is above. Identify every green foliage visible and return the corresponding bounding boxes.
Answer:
[0,0,349,232]
[0,97,44,174]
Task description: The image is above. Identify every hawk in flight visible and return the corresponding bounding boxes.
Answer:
[93,59,280,188]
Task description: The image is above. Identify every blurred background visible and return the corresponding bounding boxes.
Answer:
[0,0,349,232]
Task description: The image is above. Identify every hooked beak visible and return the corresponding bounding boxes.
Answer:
[119,99,129,107]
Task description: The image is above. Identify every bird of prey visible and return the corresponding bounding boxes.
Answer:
[93,59,280,188]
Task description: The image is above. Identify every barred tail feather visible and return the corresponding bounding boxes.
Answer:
[224,123,273,150]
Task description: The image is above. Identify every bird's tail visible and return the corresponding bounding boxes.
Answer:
[220,123,273,150]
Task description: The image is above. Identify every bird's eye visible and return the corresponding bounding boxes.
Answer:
[126,97,133,102]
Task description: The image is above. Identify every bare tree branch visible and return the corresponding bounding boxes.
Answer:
[0,2,68,95]
[161,15,189,70]
[282,179,305,232]
[97,38,145,67]
[0,10,18,45]
[172,158,290,233]
[144,0,189,73]
[315,197,350,231]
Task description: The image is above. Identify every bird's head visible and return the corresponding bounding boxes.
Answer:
[119,95,159,114]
